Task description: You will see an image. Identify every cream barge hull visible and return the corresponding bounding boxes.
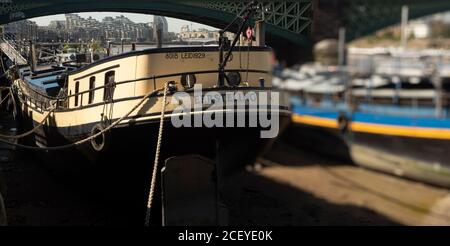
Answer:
[14,46,290,176]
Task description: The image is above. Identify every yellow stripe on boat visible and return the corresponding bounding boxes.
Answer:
[292,115,339,129]
[292,114,450,140]
[350,121,450,140]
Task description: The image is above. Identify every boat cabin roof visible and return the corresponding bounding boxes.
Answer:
[19,66,70,97]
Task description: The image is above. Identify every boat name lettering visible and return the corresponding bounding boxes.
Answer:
[165,52,206,60]
[194,93,259,104]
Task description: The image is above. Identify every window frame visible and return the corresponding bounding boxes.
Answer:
[104,71,115,101]
[74,81,80,107]
[89,76,96,104]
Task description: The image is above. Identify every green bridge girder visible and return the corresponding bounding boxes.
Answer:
[1,0,450,43]
[344,0,450,41]
[1,0,450,65]
[0,0,313,46]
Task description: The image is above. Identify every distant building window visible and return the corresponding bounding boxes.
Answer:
[89,76,95,104]
[74,81,79,107]
[104,71,115,101]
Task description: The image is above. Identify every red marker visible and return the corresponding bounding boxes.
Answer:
[246,27,253,39]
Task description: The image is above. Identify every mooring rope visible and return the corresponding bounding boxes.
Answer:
[0,83,57,139]
[0,192,6,226]
[0,90,10,107]
[9,87,18,119]
[0,65,16,80]
[0,85,165,151]
[0,104,56,139]
[2,81,172,226]
[145,81,169,226]
[246,39,251,83]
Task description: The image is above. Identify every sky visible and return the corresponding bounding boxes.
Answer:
[30,12,218,33]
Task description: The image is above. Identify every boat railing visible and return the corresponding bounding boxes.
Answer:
[17,68,269,112]
[0,36,28,65]
[301,89,450,108]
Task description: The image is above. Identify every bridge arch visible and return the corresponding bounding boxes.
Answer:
[313,0,450,42]
[0,0,312,46]
[3,0,450,65]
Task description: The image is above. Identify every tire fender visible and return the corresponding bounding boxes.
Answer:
[90,123,110,152]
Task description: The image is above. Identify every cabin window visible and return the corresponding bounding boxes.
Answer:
[89,76,95,104]
[104,71,115,101]
[74,81,79,107]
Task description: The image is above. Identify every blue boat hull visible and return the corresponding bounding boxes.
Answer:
[289,101,450,187]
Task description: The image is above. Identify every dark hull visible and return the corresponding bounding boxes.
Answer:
[289,121,450,188]
[353,132,450,166]
[282,122,352,162]
[29,114,290,174]
[351,132,450,187]
[19,110,290,224]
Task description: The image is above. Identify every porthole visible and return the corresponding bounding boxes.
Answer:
[181,73,196,89]
[226,72,241,87]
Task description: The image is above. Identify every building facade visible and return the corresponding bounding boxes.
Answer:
[1,20,38,41]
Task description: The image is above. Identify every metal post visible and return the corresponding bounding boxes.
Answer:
[107,41,111,56]
[394,79,401,105]
[90,48,94,63]
[0,191,6,226]
[432,69,443,117]
[338,27,346,67]
[255,21,266,47]
[338,27,350,107]
[218,32,225,87]
[156,29,162,48]
[121,39,124,54]
[131,43,136,51]
[401,5,409,49]
[29,40,36,73]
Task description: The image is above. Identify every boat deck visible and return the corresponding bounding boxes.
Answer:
[18,66,68,97]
